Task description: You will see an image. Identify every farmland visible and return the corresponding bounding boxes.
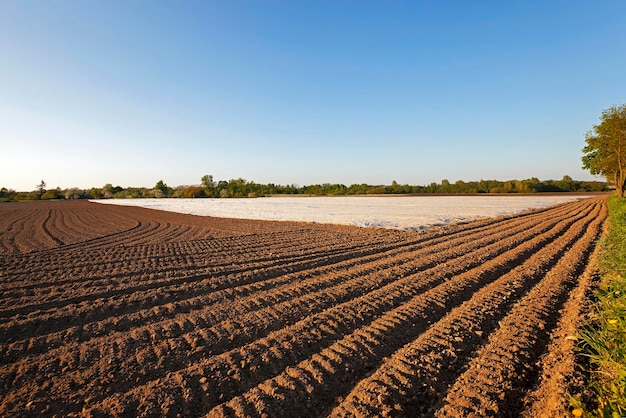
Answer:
[93,194,596,230]
[0,197,607,417]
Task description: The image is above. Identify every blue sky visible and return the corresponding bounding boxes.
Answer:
[1,1,625,191]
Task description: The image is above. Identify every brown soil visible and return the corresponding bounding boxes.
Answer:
[0,198,606,417]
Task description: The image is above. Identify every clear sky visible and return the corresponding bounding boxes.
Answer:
[2,1,625,191]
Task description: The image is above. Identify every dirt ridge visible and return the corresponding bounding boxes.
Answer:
[0,198,606,417]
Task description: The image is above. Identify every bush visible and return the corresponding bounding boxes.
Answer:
[182,186,205,198]
[41,189,62,200]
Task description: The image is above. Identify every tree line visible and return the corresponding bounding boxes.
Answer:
[0,175,608,202]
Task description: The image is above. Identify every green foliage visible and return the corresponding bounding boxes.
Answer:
[3,176,607,202]
[575,195,626,416]
[155,180,167,191]
[154,180,172,197]
[89,188,103,199]
[598,197,626,276]
[582,104,626,197]
[13,191,39,201]
[0,187,16,202]
[201,174,216,196]
[181,186,205,198]
[102,184,123,199]
[65,188,83,200]
[41,188,63,200]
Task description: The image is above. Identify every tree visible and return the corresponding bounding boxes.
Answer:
[90,188,103,199]
[0,187,15,201]
[41,188,62,200]
[154,180,171,197]
[102,184,114,199]
[36,180,46,199]
[582,104,626,197]
[201,174,216,196]
[182,186,205,198]
[102,184,123,199]
[65,188,82,200]
[155,180,167,191]
[201,174,213,186]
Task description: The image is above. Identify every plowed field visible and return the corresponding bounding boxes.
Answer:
[0,198,606,417]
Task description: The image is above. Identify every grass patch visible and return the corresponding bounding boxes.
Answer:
[571,195,626,417]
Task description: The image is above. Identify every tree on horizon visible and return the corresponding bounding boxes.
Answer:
[36,180,46,199]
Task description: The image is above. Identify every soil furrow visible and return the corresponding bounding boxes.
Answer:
[77,201,598,417]
[522,224,604,418]
[0,197,605,418]
[0,197,584,302]
[329,201,603,418]
[1,199,588,364]
[207,202,601,417]
[0,209,551,328]
[40,209,65,247]
[0,200,572,375]
[434,203,606,417]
